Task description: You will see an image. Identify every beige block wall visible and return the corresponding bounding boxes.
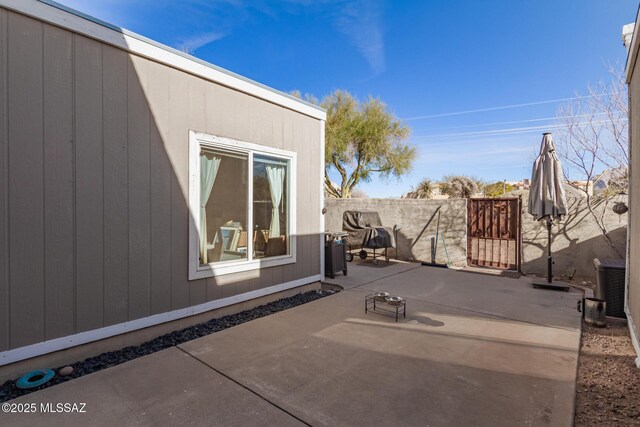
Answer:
[325,193,627,279]
[518,188,627,280]
[0,8,322,352]
[324,198,468,266]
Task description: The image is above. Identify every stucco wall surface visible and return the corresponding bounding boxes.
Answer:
[326,193,627,281]
[324,198,468,267]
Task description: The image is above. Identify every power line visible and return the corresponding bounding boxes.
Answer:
[417,138,523,147]
[404,93,616,121]
[413,124,563,140]
[412,118,627,140]
[414,112,616,133]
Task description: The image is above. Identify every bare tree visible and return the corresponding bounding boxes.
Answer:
[555,67,628,256]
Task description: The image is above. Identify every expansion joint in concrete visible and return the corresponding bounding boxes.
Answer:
[175,346,312,427]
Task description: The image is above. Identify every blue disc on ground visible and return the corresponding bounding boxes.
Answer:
[15,369,55,389]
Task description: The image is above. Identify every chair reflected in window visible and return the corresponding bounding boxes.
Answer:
[265,236,286,257]
[253,229,269,257]
[219,226,247,261]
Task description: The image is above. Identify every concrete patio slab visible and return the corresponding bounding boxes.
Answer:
[2,264,582,426]
[1,347,304,427]
[180,265,582,426]
[355,265,583,330]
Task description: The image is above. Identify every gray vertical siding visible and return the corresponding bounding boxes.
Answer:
[0,8,322,352]
[102,45,129,326]
[127,55,151,320]
[168,68,191,311]
[8,12,45,348]
[147,59,172,316]
[43,24,74,341]
[74,35,104,334]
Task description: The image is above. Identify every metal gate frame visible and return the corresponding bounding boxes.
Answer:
[466,196,522,271]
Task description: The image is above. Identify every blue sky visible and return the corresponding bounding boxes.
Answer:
[57,0,638,197]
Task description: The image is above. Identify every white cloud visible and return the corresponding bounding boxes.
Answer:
[333,0,386,75]
[177,31,227,53]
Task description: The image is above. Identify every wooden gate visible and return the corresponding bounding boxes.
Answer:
[467,197,522,270]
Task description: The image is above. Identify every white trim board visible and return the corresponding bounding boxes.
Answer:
[626,7,640,83]
[0,0,326,121]
[319,120,326,279]
[0,275,322,366]
[625,308,640,368]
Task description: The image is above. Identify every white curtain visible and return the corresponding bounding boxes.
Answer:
[200,152,221,263]
[266,164,285,237]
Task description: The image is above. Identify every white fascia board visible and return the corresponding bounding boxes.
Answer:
[0,0,326,121]
[625,307,640,368]
[0,274,322,366]
[319,120,326,279]
[626,8,640,83]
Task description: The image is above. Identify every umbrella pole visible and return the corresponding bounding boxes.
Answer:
[547,220,552,283]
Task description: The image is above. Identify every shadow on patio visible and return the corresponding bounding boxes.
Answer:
[5,262,583,426]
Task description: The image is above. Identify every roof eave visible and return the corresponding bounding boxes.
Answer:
[625,7,640,84]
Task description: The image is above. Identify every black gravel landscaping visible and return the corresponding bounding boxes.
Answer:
[0,290,334,402]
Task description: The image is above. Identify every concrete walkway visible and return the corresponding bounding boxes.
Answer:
[3,261,582,426]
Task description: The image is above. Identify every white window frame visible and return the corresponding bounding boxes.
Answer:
[188,130,297,280]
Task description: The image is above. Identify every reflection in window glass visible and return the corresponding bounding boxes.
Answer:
[253,155,289,258]
[199,149,248,265]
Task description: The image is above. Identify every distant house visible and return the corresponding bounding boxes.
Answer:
[623,18,640,365]
[592,167,628,195]
[510,171,624,198]
[507,179,531,191]
[567,180,594,196]
[592,172,609,194]
[0,0,325,368]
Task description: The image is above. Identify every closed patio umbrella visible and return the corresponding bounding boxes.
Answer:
[528,133,568,286]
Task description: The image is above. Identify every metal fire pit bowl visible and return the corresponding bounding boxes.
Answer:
[385,296,404,306]
[373,292,390,302]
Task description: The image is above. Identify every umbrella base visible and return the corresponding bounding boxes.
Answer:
[532,280,570,292]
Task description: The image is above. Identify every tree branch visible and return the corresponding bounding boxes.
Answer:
[554,68,628,257]
[331,157,348,198]
[324,172,340,198]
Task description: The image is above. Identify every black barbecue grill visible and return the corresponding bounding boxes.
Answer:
[342,210,396,263]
